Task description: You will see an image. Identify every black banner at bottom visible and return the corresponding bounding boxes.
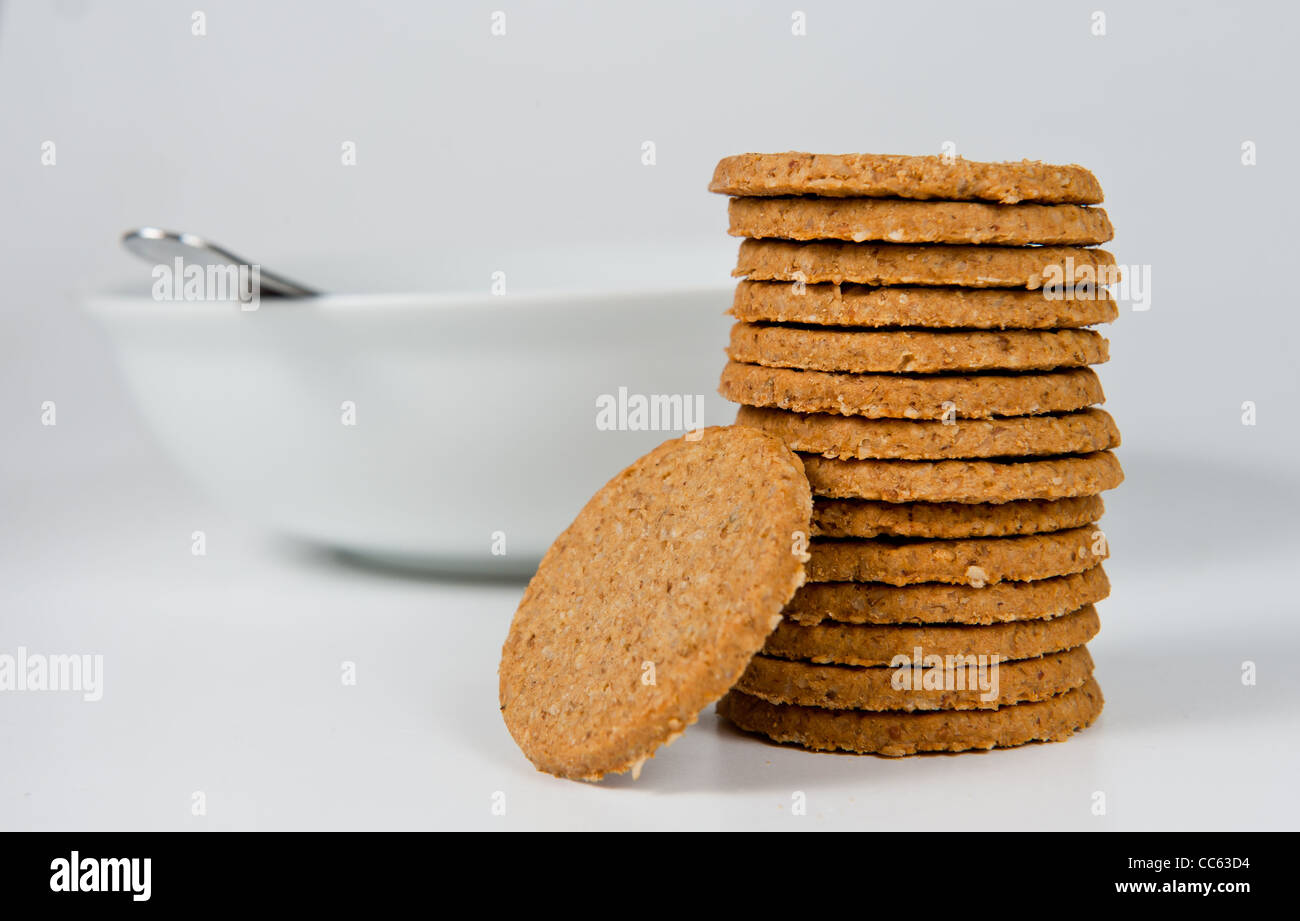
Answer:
[0,831,1277,907]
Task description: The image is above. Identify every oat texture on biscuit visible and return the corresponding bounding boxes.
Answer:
[717,676,1105,756]
[498,425,812,781]
[728,197,1113,245]
[709,153,1104,204]
[731,281,1119,330]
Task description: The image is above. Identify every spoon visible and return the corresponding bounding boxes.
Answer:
[121,227,319,298]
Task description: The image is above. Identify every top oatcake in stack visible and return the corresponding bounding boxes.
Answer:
[710,153,1122,756]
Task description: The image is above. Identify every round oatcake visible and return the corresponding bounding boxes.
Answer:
[726,323,1109,375]
[808,495,1107,540]
[719,361,1106,421]
[717,676,1105,756]
[800,451,1124,503]
[709,153,1104,204]
[730,280,1119,330]
[733,239,1117,289]
[498,425,813,781]
[784,567,1112,626]
[806,524,1107,586]
[727,197,1113,246]
[763,603,1101,666]
[735,405,1120,460]
[735,644,1095,711]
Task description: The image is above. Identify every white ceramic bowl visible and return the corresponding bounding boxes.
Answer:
[86,242,737,575]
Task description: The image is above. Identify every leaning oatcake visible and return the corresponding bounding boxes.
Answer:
[498,425,813,780]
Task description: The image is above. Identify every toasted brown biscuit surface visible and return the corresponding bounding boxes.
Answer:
[710,153,1104,204]
[737,405,1119,460]
[728,197,1113,245]
[728,323,1108,375]
[720,361,1104,421]
[716,676,1105,756]
[736,644,1094,711]
[498,426,812,781]
[731,280,1118,330]
[764,603,1100,666]
[785,567,1111,626]
[734,239,1117,288]
[807,525,1106,586]
[802,451,1124,503]
[811,495,1105,539]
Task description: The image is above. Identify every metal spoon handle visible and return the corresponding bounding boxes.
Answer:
[122,228,319,298]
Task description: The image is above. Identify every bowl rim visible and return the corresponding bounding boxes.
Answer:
[84,280,736,315]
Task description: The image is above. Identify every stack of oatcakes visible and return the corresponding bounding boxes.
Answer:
[710,153,1123,756]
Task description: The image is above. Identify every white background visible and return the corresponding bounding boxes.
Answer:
[2,0,1298,830]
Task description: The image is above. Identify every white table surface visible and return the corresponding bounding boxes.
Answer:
[3,440,1297,832]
